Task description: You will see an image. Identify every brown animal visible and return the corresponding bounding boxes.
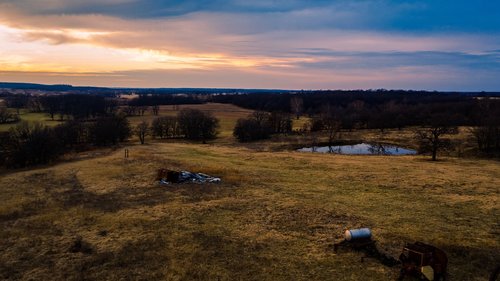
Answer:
[399,242,448,281]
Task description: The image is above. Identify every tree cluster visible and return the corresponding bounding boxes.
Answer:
[233,111,292,142]
[0,107,20,124]
[469,99,500,156]
[4,95,29,114]
[149,109,219,143]
[213,91,486,130]
[310,104,343,145]
[0,122,62,168]
[0,115,131,168]
[121,105,148,116]
[177,109,219,143]
[39,94,117,120]
[151,116,181,139]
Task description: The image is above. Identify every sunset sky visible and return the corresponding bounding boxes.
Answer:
[0,0,499,90]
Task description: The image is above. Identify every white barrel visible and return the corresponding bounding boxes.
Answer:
[344,228,371,241]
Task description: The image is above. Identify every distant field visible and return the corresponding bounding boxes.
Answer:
[0,142,498,280]
[0,103,252,136]
[127,103,254,139]
[0,110,63,132]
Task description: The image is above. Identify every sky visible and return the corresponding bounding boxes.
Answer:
[0,0,499,90]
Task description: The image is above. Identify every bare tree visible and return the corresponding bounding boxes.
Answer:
[320,104,343,146]
[290,96,304,119]
[151,116,180,139]
[136,121,149,144]
[469,98,500,156]
[137,106,149,116]
[269,112,292,134]
[415,123,458,161]
[27,97,43,113]
[122,106,137,116]
[151,105,160,116]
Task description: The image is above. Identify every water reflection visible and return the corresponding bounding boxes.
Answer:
[298,143,416,155]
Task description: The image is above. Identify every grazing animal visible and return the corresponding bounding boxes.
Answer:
[399,242,448,281]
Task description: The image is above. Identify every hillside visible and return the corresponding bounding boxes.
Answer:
[1,142,498,280]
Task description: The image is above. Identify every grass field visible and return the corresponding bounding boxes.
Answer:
[0,103,498,280]
[127,103,254,139]
[1,142,499,280]
[0,109,63,132]
[0,103,253,137]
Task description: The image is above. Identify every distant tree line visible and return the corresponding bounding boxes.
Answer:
[118,94,205,117]
[226,92,499,158]
[39,94,117,120]
[212,90,495,129]
[129,94,203,106]
[0,115,131,168]
[1,90,498,161]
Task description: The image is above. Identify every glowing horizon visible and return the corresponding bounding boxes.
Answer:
[0,1,499,90]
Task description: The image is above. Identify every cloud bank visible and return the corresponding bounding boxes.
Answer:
[0,0,499,90]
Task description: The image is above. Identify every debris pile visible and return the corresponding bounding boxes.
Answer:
[157,169,221,185]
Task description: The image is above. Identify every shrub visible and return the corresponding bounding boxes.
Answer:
[177,109,219,143]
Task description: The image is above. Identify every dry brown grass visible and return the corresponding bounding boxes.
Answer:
[1,141,498,281]
[0,103,498,280]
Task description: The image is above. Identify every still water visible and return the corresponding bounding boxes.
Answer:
[297,143,417,155]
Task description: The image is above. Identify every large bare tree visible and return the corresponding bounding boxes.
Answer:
[136,121,149,145]
[415,114,458,161]
[290,96,304,120]
[320,104,343,146]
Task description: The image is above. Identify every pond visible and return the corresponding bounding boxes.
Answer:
[297,143,417,155]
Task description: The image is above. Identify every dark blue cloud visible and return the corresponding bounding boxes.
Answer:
[3,0,499,32]
[381,0,500,32]
[2,0,333,17]
[294,50,500,70]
